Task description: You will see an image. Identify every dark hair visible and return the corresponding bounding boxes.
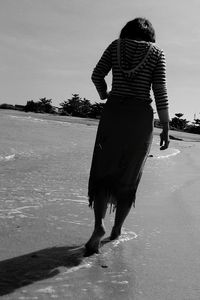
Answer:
[120,18,156,42]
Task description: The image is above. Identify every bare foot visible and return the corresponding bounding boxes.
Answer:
[85,225,106,254]
[109,226,121,240]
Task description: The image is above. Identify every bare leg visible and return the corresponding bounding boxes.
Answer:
[110,198,132,240]
[85,190,108,253]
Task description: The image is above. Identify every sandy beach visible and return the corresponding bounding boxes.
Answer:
[1,110,200,300]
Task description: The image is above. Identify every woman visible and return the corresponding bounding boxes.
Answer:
[85,18,170,254]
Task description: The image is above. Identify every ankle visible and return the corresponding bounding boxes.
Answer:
[110,226,121,240]
[112,225,121,232]
[94,223,105,230]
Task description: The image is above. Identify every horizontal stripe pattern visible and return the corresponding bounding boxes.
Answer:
[91,39,169,112]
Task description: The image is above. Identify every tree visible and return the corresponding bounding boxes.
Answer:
[193,118,200,126]
[79,98,92,117]
[175,113,184,119]
[24,100,38,112]
[186,118,200,134]
[60,94,106,118]
[0,103,14,110]
[24,98,54,113]
[89,102,105,118]
[60,94,82,116]
[39,98,52,105]
[170,113,189,130]
[38,98,53,113]
[60,94,93,117]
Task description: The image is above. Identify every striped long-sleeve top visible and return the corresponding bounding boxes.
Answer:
[91,39,169,122]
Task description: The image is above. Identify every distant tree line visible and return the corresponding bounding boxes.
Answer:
[155,112,200,134]
[59,94,105,118]
[1,94,200,134]
[23,94,105,119]
[24,98,54,114]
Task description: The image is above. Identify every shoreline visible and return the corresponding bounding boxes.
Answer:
[1,109,200,142]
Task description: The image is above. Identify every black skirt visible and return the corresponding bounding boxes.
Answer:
[88,95,154,209]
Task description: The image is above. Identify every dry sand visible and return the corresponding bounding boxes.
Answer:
[1,110,200,299]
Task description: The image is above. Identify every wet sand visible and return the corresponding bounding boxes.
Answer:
[1,110,200,299]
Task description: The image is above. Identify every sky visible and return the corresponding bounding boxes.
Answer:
[1,0,200,121]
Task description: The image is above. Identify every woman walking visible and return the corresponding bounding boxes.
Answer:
[85,18,170,254]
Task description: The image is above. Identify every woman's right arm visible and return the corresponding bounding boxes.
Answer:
[91,43,112,100]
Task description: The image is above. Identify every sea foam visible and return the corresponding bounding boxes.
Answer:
[0,154,16,161]
[150,146,180,159]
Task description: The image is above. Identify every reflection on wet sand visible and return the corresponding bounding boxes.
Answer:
[1,110,200,299]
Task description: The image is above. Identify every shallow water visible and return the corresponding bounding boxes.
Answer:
[0,110,180,220]
[0,110,189,300]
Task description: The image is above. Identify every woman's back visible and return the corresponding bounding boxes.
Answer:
[92,38,168,112]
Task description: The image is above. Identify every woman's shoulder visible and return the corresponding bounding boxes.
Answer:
[103,40,118,52]
[106,40,165,58]
[108,39,118,48]
[111,39,164,51]
[111,39,118,44]
[151,43,165,56]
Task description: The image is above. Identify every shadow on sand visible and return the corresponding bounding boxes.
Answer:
[0,238,113,296]
[0,244,87,296]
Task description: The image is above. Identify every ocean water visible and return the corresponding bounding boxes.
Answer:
[0,110,182,299]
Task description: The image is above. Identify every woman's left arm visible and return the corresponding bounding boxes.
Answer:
[91,43,113,100]
[152,50,169,122]
[152,50,170,150]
